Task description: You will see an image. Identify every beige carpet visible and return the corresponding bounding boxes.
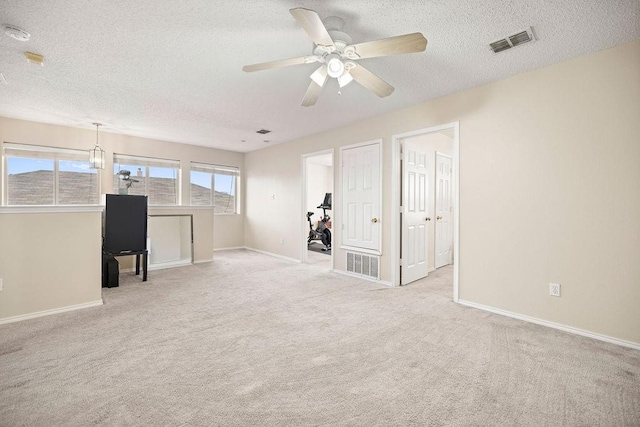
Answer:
[1,249,638,426]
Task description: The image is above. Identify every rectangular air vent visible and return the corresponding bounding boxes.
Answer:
[489,27,535,53]
[346,251,380,280]
[256,129,271,134]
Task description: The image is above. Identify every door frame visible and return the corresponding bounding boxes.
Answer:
[301,148,335,265]
[391,122,460,301]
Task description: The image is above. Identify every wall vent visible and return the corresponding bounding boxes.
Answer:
[489,27,535,53]
[346,251,380,280]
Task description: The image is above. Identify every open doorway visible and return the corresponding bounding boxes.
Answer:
[301,150,334,267]
[391,122,459,300]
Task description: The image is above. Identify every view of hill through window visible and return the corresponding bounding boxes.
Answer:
[5,149,237,212]
[7,156,99,205]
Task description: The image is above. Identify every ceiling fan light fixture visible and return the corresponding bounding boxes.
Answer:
[326,56,344,78]
[310,66,328,87]
[337,72,353,88]
[243,8,427,106]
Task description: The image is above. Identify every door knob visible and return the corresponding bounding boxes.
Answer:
[426,217,431,221]
[437,216,443,220]
[371,218,378,223]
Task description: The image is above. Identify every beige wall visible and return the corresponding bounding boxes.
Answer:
[306,162,332,220]
[214,214,244,249]
[0,210,102,320]
[244,41,640,344]
[148,207,213,263]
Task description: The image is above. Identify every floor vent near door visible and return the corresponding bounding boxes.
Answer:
[346,251,380,280]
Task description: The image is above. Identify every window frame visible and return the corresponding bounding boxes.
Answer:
[189,162,240,214]
[2,142,101,206]
[112,153,181,206]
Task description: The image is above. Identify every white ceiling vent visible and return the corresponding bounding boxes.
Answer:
[489,27,535,53]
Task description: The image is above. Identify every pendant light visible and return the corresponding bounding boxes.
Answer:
[89,122,105,170]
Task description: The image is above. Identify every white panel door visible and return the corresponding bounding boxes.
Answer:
[435,152,453,268]
[341,143,381,251]
[401,139,429,285]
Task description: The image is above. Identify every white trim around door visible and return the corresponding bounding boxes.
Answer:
[301,149,335,265]
[391,122,460,302]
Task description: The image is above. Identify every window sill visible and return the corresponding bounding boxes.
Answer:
[0,205,104,214]
[149,205,215,211]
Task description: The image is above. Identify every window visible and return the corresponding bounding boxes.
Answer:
[3,143,99,205]
[190,163,239,213]
[113,154,180,205]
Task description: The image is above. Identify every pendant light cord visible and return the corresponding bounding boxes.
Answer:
[93,123,102,148]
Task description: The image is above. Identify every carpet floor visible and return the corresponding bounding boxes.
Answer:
[1,249,638,426]
[307,242,331,255]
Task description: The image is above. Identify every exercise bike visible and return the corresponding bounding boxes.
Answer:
[307,193,332,251]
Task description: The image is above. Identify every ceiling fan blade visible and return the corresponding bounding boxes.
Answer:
[346,32,427,59]
[349,64,394,98]
[290,8,335,48]
[242,55,318,73]
[301,80,325,107]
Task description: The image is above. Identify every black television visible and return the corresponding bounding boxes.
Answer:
[104,194,148,254]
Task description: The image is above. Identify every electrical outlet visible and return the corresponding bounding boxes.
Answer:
[0,278,3,291]
[280,238,284,245]
[549,282,561,297]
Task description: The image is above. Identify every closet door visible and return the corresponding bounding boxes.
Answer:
[341,142,381,252]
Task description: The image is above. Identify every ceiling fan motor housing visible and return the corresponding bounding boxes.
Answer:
[324,16,352,54]
[328,30,352,48]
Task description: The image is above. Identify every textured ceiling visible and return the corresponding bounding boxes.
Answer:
[0,0,638,152]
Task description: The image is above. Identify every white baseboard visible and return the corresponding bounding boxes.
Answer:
[194,258,213,264]
[214,246,245,252]
[457,299,640,351]
[244,247,301,264]
[0,300,104,325]
[332,269,393,287]
[148,259,192,271]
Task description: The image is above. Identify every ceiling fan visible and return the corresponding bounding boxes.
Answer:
[242,8,428,107]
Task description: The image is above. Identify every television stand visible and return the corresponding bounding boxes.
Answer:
[103,250,148,282]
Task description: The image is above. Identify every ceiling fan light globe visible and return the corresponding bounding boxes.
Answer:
[310,66,328,87]
[338,72,354,88]
[326,57,344,78]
